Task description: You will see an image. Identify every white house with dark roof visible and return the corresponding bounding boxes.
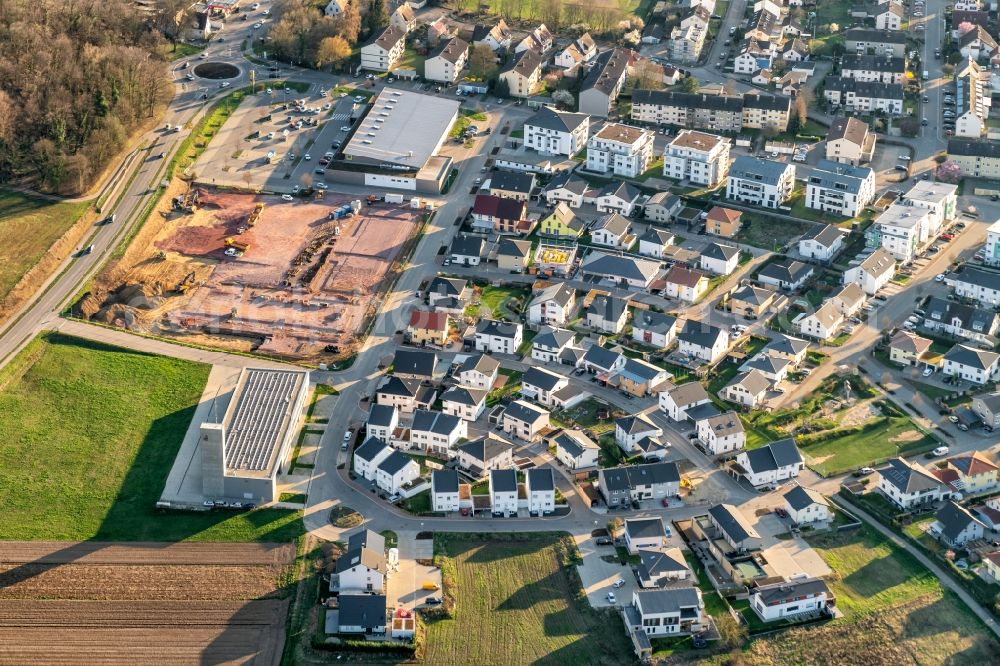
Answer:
[722,369,771,407]
[354,437,394,480]
[425,37,468,83]
[700,242,740,276]
[626,588,706,638]
[923,296,999,345]
[798,224,848,263]
[551,429,600,470]
[930,501,986,546]
[580,343,626,375]
[431,469,461,512]
[449,234,485,267]
[499,399,550,441]
[877,457,951,509]
[578,48,632,117]
[783,485,832,524]
[676,320,729,364]
[764,335,809,366]
[643,192,683,224]
[595,180,645,217]
[706,503,763,552]
[375,450,420,494]
[732,438,803,487]
[597,461,681,506]
[805,161,876,219]
[823,76,904,116]
[758,259,814,291]
[524,107,590,157]
[526,467,556,515]
[697,411,746,455]
[542,172,590,208]
[638,228,675,260]
[440,385,488,422]
[527,282,576,326]
[580,251,662,290]
[375,376,436,414]
[521,366,570,408]
[489,468,519,515]
[741,352,791,383]
[456,353,499,391]
[587,294,629,334]
[632,309,679,349]
[616,413,664,454]
[366,404,399,443]
[532,326,578,364]
[726,156,795,209]
[410,410,467,457]
[951,266,1000,308]
[636,547,691,588]
[427,276,470,307]
[335,550,387,595]
[750,578,833,622]
[973,393,1000,430]
[942,344,1000,384]
[590,213,635,249]
[474,319,523,355]
[659,381,711,421]
[625,517,667,554]
[455,437,514,476]
[843,248,895,295]
[499,47,543,98]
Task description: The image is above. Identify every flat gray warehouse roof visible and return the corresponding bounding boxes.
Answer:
[223,367,309,478]
[343,87,461,170]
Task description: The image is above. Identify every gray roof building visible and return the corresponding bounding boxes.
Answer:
[367,404,397,428]
[457,437,514,464]
[526,467,554,491]
[378,449,415,476]
[392,349,437,378]
[879,457,944,495]
[490,170,535,195]
[633,587,702,615]
[944,344,999,371]
[934,500,985,542]
[677,319,727,349]
[625,517,666,540]
[742,438,802,474]
[460,352,500,376]
[751,578,830,606]
[432,468,460,494]
[412,409,464,435]
[489,467,518,493]
[355,436,391,464]
[702,242,739,262]
[524,366,565,392]
[534,325,576,350]
[708,503,760,544]
[729,155,791,185]
[347,529,386,553]
[450,233,486,258]
[526,106,589,133]
[581,251,661,284]
[925,296,998,335]
[476,318,521,340]
[440,385,487,407]
[807,160,873,195]
[633,309,678,335]
[783,485,829,512]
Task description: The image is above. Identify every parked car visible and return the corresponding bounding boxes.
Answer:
[613,578,626,588]
[932,446,950,456]
[606,592,617,604]
[595,537,613,545]
[922,367,934,377]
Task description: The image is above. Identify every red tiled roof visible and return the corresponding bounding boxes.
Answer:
[409,310,449,331]
[472,194,526,221]
[708,206,741,223]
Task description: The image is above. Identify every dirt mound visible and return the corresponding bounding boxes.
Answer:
[115,283,163,310]
[74,292,105,320]
[94,303,140,329]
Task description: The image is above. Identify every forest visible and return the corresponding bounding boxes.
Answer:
[0,0,171,194]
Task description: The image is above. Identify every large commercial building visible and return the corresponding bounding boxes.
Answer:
[328,87,460,193]
[201,368,310,503]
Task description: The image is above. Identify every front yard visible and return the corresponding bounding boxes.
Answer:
[801,414,938,477]
[735,213,814,251]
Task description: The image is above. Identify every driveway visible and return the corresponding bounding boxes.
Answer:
[576,535,634,609]
[389,531,442,611]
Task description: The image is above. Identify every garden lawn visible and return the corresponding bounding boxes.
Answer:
[802,416,937,476]
[0,332,303,542]
[425,534,633,665]
[0,190,90,302]
[465,284,530,319]
[735,526,1000,665]
[735,213,813,251]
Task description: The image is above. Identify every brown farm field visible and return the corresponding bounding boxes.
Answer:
[0,541,294,665]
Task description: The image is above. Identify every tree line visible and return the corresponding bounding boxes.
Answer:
[264,0,391,71]
[0,0,172,195]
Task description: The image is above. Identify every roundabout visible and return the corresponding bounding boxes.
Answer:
[192,62,240,80]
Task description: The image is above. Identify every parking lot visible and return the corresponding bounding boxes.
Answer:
[389,531,443,611]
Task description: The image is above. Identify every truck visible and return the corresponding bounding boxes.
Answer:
[329,204,353,220]
[384,193,405,204]
[225,237,250,253]
[266,151,275,163]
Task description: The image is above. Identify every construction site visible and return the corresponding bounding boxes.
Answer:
[77,184,426,360]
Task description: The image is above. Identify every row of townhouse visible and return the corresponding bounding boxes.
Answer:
[631,90,793,133]
[429,466,557,515]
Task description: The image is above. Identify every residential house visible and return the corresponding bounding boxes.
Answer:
[595,181,644,216]
[973,392,1000,429]
[580,343,626,375]
[625,517,667,554]
[521,366,572,409]
[705,206,743,238]
[615,413,664,454]
[366,404,398,443]
[354,436,394,480]
[942,344,1000,384]
[440,385,488,422]
[845,27,906,58]
[375,376,436,413]
[580,252,662,290]
[488,170,535,201]
[798,224,847,263]
[586,123,655,179]
[758,259,814,292]
[889,330,934,367]
[705,503,763,552]
[525,467,556,515]
[542,172,590,207]
[457,353,499,391]
[805,160,877,218]
[472,19,512,51]
[663,265,710,303]
[427,276,470,307]
[514,23,553,54]
[732,438,803,487]
[959,25,999,63]
[324,0,347,16]
[531,326,578,364]
[389,4,416,33]
[783,485,832,524]
[669,22,708,64]
[499,48,543,98]
[499,399,550,441]
[448,234,485,267]
[877,457,951,509]
[643,192,683,224]
[950,266,1000,307]
[578,48,632,117]
[360,25,406,73]
[638,228,675,259]
[797,300,844,340]
[843,248,896,294]
[729,284,776,319]
[659,381,712,421]
[741,351,792,383]
[663,130,731,187]
[528,282,577,326]
[538,203,585,239]
[554,33,598,75]
[741,92,792,132]
[615,357,672,397]
[840,54,906,84]
[697,411,746,455]
[630,89,744,133]
[597,461,681,506]
[948,138,1000,181]
[826,117,876,166]
[471,194,529,235]
[524,107,590,157]
[551,429,600,470]
[823,76,904,115]
[335,550,387,594]
[489,468,519,515]
[750,578,833,622]
[431,469,460,512]
[832,282,866,318]
[946,451,1000,495]
[587,295,629,334]
[393,349,438,380]
[497,238,533,271]
[923,296,999,345]
[627,588,705,637]
[375,450,420,494]
[456,437,515,475]
[407,310,449,346]
[632,310,679,349]
[676,320,729,364]
[474,319,523,355]
[590,213,635,249]
[636,547,691,588]
[721,369,772,407]
[726,156,795,209]
[700,242,740,276]
[930,500,986,546]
